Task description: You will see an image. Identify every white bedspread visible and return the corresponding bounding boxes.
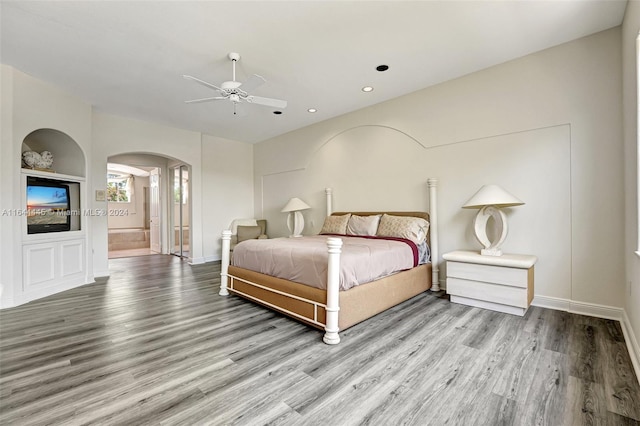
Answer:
[231,235,415,290]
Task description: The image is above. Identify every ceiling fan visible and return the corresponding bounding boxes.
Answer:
[183,52,287,114]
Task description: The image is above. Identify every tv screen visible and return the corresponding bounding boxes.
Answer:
[27,177,71,234]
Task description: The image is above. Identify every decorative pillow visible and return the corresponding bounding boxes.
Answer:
[230,218,257,234]
[346,214,381,236]
[237,225,262,242]
[320,214,351,235]
[376,214,430,244]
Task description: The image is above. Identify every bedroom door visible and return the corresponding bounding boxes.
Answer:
[149,167,161,253]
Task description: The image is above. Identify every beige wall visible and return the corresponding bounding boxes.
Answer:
[255,29,624,309]
[623,0,640,372]
[201,134,254,260]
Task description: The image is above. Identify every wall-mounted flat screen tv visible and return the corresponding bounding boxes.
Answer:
[26,177,71,234]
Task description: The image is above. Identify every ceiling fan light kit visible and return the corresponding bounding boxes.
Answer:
[183,52,287,113]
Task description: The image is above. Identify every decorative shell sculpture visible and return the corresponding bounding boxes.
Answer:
[22,150,54,169]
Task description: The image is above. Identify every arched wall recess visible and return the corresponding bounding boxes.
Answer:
[21,128,86,177]
[18,128,89,307]
[262,125,429,238]
[303,124,429,169]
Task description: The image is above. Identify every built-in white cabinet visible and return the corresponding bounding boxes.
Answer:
[22,237,86,298]
[20,168,89,303]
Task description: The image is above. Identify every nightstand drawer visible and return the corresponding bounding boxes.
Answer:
[447,261,531,288]
[447,277,529,308]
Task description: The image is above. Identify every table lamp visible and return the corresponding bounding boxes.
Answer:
[462,184,524,256]
[281,197,310,238]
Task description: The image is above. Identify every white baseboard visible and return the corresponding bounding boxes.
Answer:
[188,257,206,265]
[532,295,639,384]
[0,295,15,310]
[531,295,571,313]
[531,295,623,320]
[621,310,640,387]
[204,255,221,263]
[93,269,111,278]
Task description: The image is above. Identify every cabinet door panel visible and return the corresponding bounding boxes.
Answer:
[23,243,56,289]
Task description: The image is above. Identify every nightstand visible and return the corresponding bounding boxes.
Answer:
[443,250,538,316]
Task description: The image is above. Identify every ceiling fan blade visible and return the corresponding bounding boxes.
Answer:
[239,74,266,93]
[246,95,287,109]
[184,96,227,104]
[182,75,223,92]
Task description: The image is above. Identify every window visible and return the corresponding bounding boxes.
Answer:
[107,173,131,203]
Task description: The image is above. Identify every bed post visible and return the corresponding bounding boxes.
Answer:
[427,178,440,292]
[325,187,333,216]
[219,230,231,296]
[324,237,342,345]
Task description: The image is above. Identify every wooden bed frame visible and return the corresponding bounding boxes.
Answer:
[219,178,439,344]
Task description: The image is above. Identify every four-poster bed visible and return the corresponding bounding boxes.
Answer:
[219,178,439,344]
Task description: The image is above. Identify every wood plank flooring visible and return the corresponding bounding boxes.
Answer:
[1,255,639,425]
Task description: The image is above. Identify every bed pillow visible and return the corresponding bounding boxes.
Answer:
[346,214,381,236]
[237,225,263,242]
[320,214,351,235]
[376,214,430,245]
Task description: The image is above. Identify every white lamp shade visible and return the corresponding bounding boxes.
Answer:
[462,184,524,209]
[281,197,311,212]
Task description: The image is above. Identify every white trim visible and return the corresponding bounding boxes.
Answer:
[93,269,111,278]
[531,295,571,312]
[0,294,15,310]
[204,255,221,263]
[187,257,206,265]
[568,299,624,321]
[531,295,623,320]
[622,309,640,385]
[636,32,640,252]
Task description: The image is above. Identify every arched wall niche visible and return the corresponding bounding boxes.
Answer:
[21,128,85,177]
[262,125,428,238]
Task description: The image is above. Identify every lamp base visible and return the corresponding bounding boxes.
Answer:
[474,205,508,257]
[481,247,503,256]
[286,211,305,238]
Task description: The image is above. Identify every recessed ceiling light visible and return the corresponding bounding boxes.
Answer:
[362,86,374,92]
[273,111,283,115]
[307,108,317,113]
[376,65,389,72]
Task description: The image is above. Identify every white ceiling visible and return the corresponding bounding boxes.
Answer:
[0,1,628,144]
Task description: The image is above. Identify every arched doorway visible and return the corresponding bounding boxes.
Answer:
[106,153,191,260]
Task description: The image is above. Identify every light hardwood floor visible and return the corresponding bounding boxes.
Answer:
[1,255,639,425]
